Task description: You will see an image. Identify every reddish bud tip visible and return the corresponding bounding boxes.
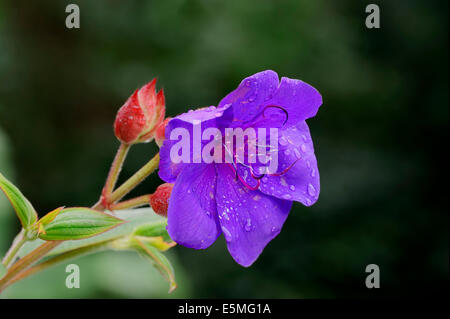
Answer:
[114,79,166,144]
[150,183,173,217]
[155,117,171,147]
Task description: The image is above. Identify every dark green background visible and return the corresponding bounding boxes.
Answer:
[0,0,448,298]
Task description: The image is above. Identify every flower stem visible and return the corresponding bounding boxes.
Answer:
[109,153,160,204]
[0,241,61,292]
[2,230,26,268]
[101,143,131,203]
[0,152,159,292]
[3,240,115,292]
[110,195,150,211]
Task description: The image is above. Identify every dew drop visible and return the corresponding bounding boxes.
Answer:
[262,177,268,183]
[282,194,292,200]
[307,183,316,197]
[279,137,288,146]
[284,149,291,156]
[294,148,301,159]
[289,185,296,191]
[244,218,252,232]
[300,144,307,152]
[222,226,232,242]
[311,168,316,177]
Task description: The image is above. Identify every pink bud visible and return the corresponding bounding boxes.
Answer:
[150,183,173,217]
[155,117,171,147]
[114,79,166,144]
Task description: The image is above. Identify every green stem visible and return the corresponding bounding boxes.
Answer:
[102,143,131,202]
[2,230,27,268]
[3,240,116,292]
[0,241,61,292]
[110,195,151,211]
[0,152,160,292]
[109,153,160,204]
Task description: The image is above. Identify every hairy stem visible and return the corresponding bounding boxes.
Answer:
[4,240,115,291]
[101,143,131,203]
[2,230,26,268]
[109,153,160,204]
[0,151,160,292]
[0,241,61,292]
[110,195,151,211]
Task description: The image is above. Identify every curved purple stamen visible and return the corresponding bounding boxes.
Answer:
[262,105,289,126]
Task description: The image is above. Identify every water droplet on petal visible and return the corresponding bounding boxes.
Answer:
[222,226,232,242]
[262,177,268,183]
[294,148,301,159]
[279,137,288,146]
[301,144,307,152]
[289,185,296,191]
[311,168,316,177]
[282,194,292,200]
[244,218,252,232]
[308,183,316,197]
[271,226,279,234]
[284,149,291,156]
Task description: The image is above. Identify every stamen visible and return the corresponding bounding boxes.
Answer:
[262,105,289,126]
[268,158,300,177]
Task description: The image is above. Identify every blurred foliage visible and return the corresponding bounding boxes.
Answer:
[0,0,448,298]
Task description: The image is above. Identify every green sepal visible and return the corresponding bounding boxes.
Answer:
[133,220,171,242]
[0,172,38,229]
[133,237,177,293]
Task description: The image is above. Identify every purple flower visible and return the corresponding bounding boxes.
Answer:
[159,70,322,267]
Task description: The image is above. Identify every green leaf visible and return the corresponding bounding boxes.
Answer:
[133,237,177,293]
[19,208,166,257]
[38,207,124,241]
[0,172,38,229]
[0,263,6,279]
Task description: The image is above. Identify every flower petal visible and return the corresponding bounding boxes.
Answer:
[218,70,279,125]
[167,163,221,249]
[215,165,292,267]
[158,105,231,183]
[257,121,320,206]
[268,76,322,124]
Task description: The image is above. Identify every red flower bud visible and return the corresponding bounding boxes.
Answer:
[114,79,165,144]
[155,117,171,147]
[150,183,173,217]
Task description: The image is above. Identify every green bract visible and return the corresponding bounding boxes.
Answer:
[0,173,38,229]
